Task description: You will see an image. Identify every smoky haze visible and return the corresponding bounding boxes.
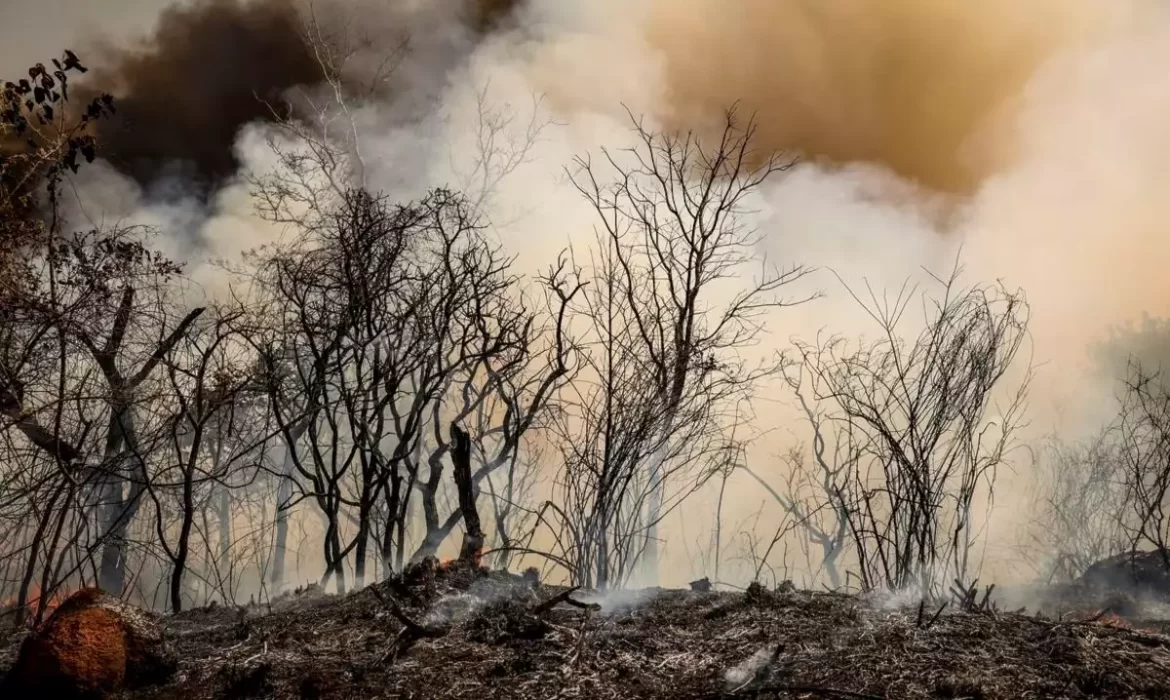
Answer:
[5,0,1170,594]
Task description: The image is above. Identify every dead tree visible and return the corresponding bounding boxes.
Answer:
[1115,360,1170,568]
[0,219,204,605]
[244,25,565,586]
[740,366,855,590]
[791,262,1030,595]
[250,175,572,586]
[0,53,119,619]
[249,188,408,593]
[408,256,582,567]
[143,307,274,612]
[1027,432,1130,582]
[449,424,483,563]
[544,245,758,589]
[565,104,814,585]
[76,279,205,597]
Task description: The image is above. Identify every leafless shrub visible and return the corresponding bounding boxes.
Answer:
[1026,432,1130,583]
[784,261,1031,596]
[1115,361,1170,565]
[537,105,813,588]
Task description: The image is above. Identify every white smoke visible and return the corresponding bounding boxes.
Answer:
[40,0,1170,590]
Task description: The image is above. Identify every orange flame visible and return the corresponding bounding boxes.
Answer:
[1095,611,1131,628]
[0,584,69,621]
[1085,609,1159,635]
[436,548,484,572]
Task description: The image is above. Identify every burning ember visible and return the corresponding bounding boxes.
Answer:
[1081,609,1161,635]
[1092,611,1133,628]
[436,548,484,572]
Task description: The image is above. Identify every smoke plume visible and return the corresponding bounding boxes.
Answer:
[70,0,523,194]
[645,0,1135,194]
[78,0,321,192]
[20,0,1170,588]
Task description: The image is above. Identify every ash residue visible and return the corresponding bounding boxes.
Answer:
[4,572,1170,699]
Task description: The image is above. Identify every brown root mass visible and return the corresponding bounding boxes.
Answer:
[1,588,176,699]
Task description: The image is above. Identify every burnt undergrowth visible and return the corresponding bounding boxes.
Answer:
[3,561,1170,699]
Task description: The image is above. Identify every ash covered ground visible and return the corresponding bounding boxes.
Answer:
[5,561,1170,699]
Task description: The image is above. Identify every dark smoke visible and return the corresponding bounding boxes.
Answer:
[78,0,523,196]
[81,0,321,193]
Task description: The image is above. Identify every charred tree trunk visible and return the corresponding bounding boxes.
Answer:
[270,444,299,593]
[451,425,483,564]
[386,470,404,575]
[35,486,75,626]
[353,498,372,588]
[97,401,135,595]
[171,473,196,614]
[217,486,231,572]
[94,298,206,597]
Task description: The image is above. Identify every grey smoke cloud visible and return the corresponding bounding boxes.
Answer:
[22,0,1170,587]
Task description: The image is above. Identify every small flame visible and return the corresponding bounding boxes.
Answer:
[436,549,484,572]
[1085,609,1159,635]
[1095,611,1131,628]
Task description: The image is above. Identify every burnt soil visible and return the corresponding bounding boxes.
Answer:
[3,565,1170,699]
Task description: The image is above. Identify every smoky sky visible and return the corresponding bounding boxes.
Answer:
[0,0,524,198]
[79,0,322,194]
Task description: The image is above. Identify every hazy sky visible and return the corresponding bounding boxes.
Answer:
[0,0,183,75]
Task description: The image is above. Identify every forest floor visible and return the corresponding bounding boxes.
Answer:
[3,563,1170,699]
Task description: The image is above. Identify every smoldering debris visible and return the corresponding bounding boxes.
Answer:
[723,645,781,691]
[5,569,1170,700]
[1081,548,1170,596]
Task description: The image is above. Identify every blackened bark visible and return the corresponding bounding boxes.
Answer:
[450,424,483,563]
